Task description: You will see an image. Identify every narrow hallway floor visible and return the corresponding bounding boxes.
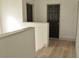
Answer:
[36,39,76,58]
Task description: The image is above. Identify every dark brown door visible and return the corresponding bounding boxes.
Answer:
[27,4,33,22]
[47,4,60,38]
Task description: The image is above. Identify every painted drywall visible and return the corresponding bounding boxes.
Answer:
[33,0,60,22]
[22,22,49,51]
[0,0,2,34]
[0,27,35,58]
[22,0,78,40]
[76,0,79,58]
[1,0,23,33]
[0,0,49,52]
[60,0,78,40]
[33,0,78,40]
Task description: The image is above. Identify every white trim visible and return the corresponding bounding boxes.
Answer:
[59,38,76,42]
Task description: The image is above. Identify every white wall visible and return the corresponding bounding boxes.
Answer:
[33,0,78,40]
[22,0,78,40]
[0,0,49,52]
[1,0,23,33]
[22,22,49,51]
[33,0,60,22]
[0,27,35,58]
[0,0,2,34]
[60,0,78,40]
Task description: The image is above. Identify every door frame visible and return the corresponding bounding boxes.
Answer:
[47,4,61,39]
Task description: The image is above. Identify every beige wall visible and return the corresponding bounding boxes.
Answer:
[0,28,35,58]
[33,0,78,40]
[76,0,79,58]
[1,0,23,33]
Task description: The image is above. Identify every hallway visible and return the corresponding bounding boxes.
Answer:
[36,39,76,58]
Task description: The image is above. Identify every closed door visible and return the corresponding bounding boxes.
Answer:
[27,4,33,22]
[47,4,60,38]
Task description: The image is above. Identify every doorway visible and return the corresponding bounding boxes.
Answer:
[27,4,33,22]
[47,4,60,38]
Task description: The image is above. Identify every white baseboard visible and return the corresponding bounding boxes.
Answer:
[49,37,76,41]
[59,38,76,42]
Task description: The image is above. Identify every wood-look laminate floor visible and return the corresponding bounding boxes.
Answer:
[36,39,76,58]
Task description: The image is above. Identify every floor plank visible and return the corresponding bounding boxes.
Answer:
[36,39,76,58]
